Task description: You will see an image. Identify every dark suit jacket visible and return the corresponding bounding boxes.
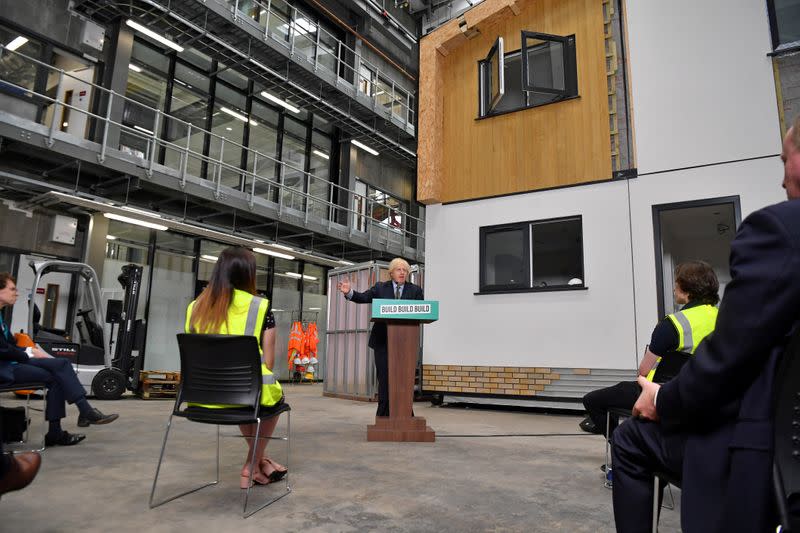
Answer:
[0,325,30,384]
[348,280,424,349]
[657,200,800,532]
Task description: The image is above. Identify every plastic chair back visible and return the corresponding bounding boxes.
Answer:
[175,333,262,410]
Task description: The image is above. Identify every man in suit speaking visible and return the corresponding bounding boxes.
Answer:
[338,258,424,417]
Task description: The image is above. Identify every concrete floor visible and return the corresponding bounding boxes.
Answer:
[1,385,681,532]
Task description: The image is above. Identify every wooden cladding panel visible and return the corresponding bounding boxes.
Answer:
[427,0,612,204]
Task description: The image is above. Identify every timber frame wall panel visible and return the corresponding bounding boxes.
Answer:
[418,0,613,204]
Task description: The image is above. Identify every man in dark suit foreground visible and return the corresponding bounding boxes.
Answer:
[338,258,424,416]
[611,118,800,532]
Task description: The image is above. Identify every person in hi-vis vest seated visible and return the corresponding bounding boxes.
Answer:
[337,258,424,417]
[580,261,719,440]
[185,247,287,488]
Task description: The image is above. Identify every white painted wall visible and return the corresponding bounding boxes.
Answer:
[625,0,780,174]
[424,157,786,371]
[425,180,637,369]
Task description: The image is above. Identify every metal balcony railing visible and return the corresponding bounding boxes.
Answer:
[223,0,416,131]
[0,45,424,253]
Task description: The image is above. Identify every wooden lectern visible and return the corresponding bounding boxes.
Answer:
[367,299,438,442]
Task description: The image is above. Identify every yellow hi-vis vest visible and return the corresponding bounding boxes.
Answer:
[185,289,282,407]
[646,304,719,382]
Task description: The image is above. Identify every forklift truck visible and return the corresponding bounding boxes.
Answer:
[26,260,144,399]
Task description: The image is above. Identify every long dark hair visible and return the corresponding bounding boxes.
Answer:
[189,247,257,333]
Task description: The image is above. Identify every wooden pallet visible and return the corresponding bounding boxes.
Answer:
[139,370,180,399]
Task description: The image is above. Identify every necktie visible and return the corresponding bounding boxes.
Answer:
[395,285,401,299]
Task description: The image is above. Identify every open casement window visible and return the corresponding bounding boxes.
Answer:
[521,31,577,97]
[479,36,504,116]
[478,31,578,118]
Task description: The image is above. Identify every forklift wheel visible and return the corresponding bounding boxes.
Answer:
[92,369,126,400]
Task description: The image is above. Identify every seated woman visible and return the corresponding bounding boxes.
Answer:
[185,247,287,488]
[580,260,720,439]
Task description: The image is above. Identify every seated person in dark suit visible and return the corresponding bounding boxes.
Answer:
[611,119,800,532]
[0,273,118,446]
[580,261,719,439]
[337,257,424,417]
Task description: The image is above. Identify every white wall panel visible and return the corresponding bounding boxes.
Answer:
[625,0,780,173]
[424,181,637,369]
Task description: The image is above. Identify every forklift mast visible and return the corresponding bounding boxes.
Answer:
[113,264,143,380]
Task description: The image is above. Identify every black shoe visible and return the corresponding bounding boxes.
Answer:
[45,430,86,447]
[77,408,119,427]
[579,416,602,435]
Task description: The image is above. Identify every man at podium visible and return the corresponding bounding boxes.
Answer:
[337,258,424,416]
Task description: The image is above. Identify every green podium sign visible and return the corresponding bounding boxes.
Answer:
[370,299,439,322]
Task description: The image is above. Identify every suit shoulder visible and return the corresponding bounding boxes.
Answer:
[746,200,800,242]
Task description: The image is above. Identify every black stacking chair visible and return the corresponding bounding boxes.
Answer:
[149,334,291,518]
[773,328,800,532]
[0,381,48,453]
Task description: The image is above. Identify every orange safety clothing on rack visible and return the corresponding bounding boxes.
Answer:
[304,322,319,364]
[288,321,305,369]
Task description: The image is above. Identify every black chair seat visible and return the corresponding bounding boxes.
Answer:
[181,402,291,425]
[0,382,47,393]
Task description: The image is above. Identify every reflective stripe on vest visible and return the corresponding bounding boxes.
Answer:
[185,289,282,407]
[646,304,719,381]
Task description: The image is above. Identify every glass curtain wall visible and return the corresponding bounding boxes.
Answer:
[121,42,169,158]
[164,63,211,179]
[309,130,332,220]
[208,83,248,190]
[302,263,327,379]
[272,257,301,379]
[247,99,280,200]
[144,232,195,371]
[280,116,309,211]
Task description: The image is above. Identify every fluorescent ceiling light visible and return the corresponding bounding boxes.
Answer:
[260,91,300,114]
[308,307,321,310]
[253,247,294,260]
[106,235,117,240]
[284,272,318,281]
[312,149,329,160]
[133,125,154,135]
[351,139,379,156]
[6,36,28,52]
[272,308,285,312]
[249,120,258,126]
[104,212,168,231]
[225,127,232,131]
[125,19,184,53]
[272,244,294,251]
[220,106,249,123]
[200,254,218,262]
[292,18,316,36]
[338,260,355,266]
[121,205,162,218]
[128,64,142,73]
[62,122,69,128]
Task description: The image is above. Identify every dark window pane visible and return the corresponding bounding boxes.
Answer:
[525,39,565,92]
[530,218,583,287]
[493,53,525,114]
[0,27,42,93]
[484,228,527,286]
[773,0,800,46]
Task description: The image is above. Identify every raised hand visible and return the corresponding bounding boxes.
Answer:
[337,278,351,294]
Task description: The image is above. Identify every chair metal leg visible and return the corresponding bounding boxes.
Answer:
[652,476,660,533]
[149,415,219,509]
[662,483,674,510]
[241,411,292,518]
[9,387,47,454]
